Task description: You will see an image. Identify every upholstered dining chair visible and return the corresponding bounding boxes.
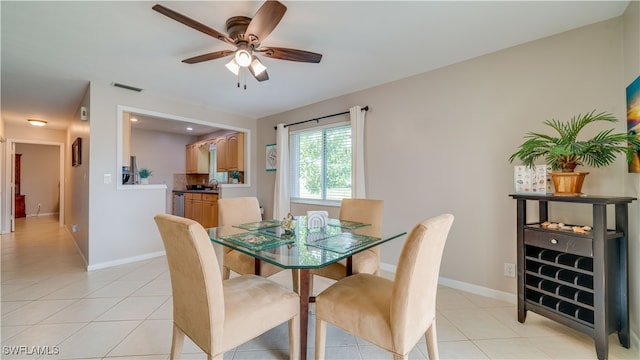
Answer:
[154,214,299,360]
[309,198,384,293]
[315,213,454,360]
[217,197,284,280]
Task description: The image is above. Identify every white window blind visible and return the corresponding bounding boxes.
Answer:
[290,123,352,201]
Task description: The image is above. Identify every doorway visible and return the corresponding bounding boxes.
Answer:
[3,139,64,233]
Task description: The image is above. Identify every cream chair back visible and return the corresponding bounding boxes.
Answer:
[218,197,262,226]
[339,198,383,225]
[391,213,454,353]
[154,214,224,355]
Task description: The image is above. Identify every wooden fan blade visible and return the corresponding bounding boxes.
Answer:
[152,4,233,44]
[258,47,322,63]
[182,50,234,64]
[245,1,287,44]
[249,67,269,82]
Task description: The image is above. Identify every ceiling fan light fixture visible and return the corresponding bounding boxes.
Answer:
[27,119,47,127]
[250,56,267,76]
[225,59,240,75]
[234,49,252,67]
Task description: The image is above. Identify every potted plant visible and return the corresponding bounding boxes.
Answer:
[139,168,153,184]
[509,110,640,195]
[230,170,241,184]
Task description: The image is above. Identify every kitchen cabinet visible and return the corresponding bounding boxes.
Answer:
[216,136,227,172]
[201,194,218,228]
[216,132,245,172]
[510,194,632,360]
[186,141,209,174]
[226,132,244,171]
[184,192,218,228]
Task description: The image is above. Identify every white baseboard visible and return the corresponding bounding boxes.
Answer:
[87,251,166,271]
[438,276,517,304]
[27,212,58,217]
[380,262,516,304]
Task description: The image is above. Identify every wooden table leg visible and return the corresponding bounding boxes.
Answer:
[254,259,261,275]
[298,268,310,360]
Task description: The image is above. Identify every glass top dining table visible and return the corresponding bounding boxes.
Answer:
[207,216,407,360]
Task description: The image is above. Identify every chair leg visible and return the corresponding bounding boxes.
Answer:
[425,320,439,360]
[392,353,408,360]
[315,318,327,360]
[289,314,300,360]
[222,266,230,280]
[170,323,185,360]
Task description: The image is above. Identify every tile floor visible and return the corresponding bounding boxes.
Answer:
[1,215,638,359]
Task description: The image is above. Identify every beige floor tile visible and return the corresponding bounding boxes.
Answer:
[86,280,150,298]
[1,323,85,359]
[1,300,31,315]
[41,297,122,323]
[474,338,551,359]
[41,279,113,300]
[107,319,173,357]
[1,299,75,326]
[484,306,576,338]
[131,277,172,297]
[358,343,426,359]
[439,308,520,340]
[436,287,479,310]
[96,296,168,321]
[437,340,489,359]
[147,297,173,320]
[1,325,30,342]
[45,320,141,359]
[528,334,601,359]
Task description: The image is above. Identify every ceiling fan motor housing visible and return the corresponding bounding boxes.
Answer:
[226,16,253,43]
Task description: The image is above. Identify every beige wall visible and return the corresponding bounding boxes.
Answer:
[258,17,630,304]
[85,82,256,268]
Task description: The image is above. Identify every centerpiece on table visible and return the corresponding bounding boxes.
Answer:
[509,110,640,196]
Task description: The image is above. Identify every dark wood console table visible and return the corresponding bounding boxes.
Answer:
[510,194,633,360]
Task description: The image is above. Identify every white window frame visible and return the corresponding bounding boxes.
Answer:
[289,121,351,207]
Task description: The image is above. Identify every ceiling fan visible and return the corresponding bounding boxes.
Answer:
[152,1,322,86]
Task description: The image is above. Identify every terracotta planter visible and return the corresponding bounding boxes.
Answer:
[550,172,589,196]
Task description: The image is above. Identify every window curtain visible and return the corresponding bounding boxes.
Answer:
[273,123,290,219]
[350,106,367,198]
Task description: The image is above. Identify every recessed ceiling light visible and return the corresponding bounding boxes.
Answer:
[186,127,193,131]
[27,119,47,126]
[130,117,138,122]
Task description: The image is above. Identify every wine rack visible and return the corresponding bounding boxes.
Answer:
[510,194,633,360]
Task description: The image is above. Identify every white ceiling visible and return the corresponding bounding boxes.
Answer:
[1,1,630,132]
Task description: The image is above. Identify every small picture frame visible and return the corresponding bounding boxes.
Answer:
[266,143,277,171]
[72,137,82,167]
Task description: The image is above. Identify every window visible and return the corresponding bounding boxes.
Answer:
[290,123,351,202]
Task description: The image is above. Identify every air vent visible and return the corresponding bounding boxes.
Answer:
[112,82,143,92]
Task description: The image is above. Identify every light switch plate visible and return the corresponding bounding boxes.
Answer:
[104,174,112,184]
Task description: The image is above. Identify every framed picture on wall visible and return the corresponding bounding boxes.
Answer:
[72,137,82,167]
[266,143,277,171]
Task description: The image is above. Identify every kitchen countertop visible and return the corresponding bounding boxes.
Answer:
[173,189,219,194]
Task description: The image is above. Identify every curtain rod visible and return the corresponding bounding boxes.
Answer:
[274,106,369,130]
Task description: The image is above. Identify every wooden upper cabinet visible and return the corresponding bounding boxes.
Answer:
[186,141,209,174]
[216,136,227,172]
[226,132,244,171]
